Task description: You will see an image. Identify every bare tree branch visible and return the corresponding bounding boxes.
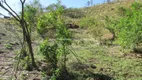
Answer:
[3,0,21,20]
[23,0,26,4]
[0,0,37,69]
[20,0,22,4]
[20,0,30,36]
[20,0,26,4]
[0,4,20,22]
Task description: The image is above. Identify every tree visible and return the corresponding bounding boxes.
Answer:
[38,1,72,79]
[0,0,37,69]
[24,0,43,33]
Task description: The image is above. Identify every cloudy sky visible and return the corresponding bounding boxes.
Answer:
[0,0,108,16]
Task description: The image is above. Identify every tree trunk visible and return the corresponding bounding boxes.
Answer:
[26,34,37,68]
[0,0,37,70]
[21,1,37,69]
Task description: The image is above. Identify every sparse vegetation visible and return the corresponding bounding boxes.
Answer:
[64,8,85,18]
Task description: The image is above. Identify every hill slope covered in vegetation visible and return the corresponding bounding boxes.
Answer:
[0,0,142,80]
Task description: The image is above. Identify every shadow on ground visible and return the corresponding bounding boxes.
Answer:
[68,62,113,80]
[69,70,113,80]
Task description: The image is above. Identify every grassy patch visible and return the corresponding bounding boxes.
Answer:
[67,43,142,80]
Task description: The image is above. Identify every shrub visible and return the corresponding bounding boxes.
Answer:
[38,2,72,79]
[40,40,58,69]
[4,43,13,50]
[108,2,142,49]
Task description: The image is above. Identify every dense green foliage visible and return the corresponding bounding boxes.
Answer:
[24,0,42,32]
[40,40,58,69]
[107,2,142,49]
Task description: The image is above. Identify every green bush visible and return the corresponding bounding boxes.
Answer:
[38,2,72,79]
[108,2,142,49]
[4,43,13,50]
[40,40,58,69]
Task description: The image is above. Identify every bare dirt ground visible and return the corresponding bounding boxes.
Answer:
[0,42,15,79]
[0,41,41,80]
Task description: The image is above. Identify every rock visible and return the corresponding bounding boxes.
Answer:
[0,66,4,69]
[111,8,114,10]
[0,50,4,54]
[90,64,97,69]
[100,68,104,71]
[102,33,114,41]
[0,33,6,36]
[66,23,79,29]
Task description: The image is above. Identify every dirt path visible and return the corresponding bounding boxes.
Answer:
[0,43,16,80]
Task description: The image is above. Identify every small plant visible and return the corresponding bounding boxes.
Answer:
[41,71,49,80]
[4,43,13,50]
[49,69,60,80]
[40,40,58,69]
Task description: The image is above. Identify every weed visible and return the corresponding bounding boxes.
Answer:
[4,43,13,50]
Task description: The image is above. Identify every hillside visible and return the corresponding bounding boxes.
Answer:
[0,0,142,80]
[66,0,136,23]
[63,0,141,39]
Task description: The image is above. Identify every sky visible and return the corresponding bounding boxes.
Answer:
[0,0,107,17]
